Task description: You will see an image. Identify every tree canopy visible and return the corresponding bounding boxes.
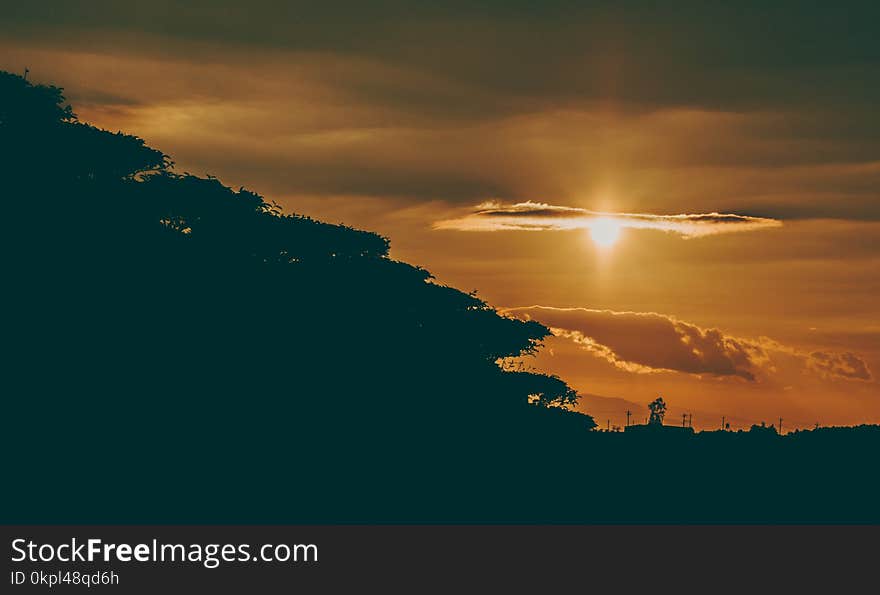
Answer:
[648,397,667,425]
[3,70,595,522]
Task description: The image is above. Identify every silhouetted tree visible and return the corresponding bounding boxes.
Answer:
[648,397,667,425]
[2,70,598,522]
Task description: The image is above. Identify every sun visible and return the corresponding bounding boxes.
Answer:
[589,218,622,247]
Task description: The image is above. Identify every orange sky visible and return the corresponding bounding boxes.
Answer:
[3,3,879,429]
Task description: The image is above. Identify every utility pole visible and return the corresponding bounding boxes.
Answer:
[778,417,784,435]
[23,67,29,81]
[688,413,693,428]
[626,410,632,427]
[721,416,726,431]
[606,419,610,432]
[682,413,687,427]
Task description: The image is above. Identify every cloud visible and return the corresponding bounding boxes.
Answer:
[5,2,880,115]
[505,306,872,383]
[5,37,880,220]
[808,351,873,381]
[435,201,782,237]
[505,306,766,380]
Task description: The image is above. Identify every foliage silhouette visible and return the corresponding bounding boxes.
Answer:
[3,71,597,522]
[648,397,667,425]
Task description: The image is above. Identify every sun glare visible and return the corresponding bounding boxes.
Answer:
[589,218,622,248]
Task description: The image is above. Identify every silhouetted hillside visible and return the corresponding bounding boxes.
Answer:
[3,71,596,521]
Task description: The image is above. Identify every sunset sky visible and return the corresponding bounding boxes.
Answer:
[5,2,879,429]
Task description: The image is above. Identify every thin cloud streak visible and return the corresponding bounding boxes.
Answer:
[435,201,782,237]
